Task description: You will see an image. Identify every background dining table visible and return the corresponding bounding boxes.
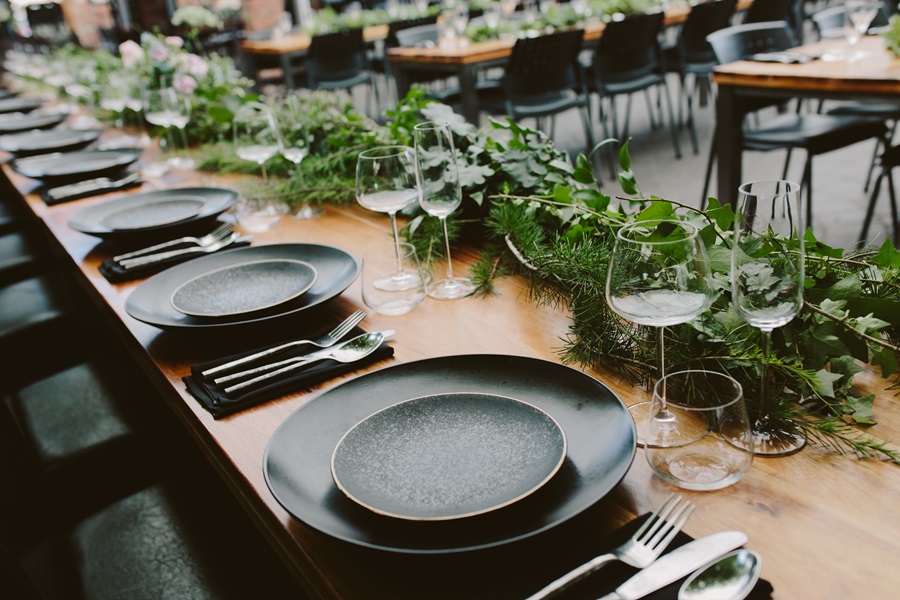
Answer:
[6,139,900,598]
[713,33,900,205]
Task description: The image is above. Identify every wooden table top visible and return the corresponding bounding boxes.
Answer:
[241,24,390,54]
[713,34,900,95]
[7,135,900,598]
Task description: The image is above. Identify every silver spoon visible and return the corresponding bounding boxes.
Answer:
[222,331,390,397]
[679,549,761,600]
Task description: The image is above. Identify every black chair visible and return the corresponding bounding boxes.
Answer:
[742,0,803,41]
[305,28,380,116]
[702,22,889,228]
[586,12,681,168]
[860,144,900,245]
[663,0,738,154]
[476,29,594,154]
[373,16,439,104]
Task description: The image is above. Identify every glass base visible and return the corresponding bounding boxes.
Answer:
[629,400,705,448]
[374,269,421,291]
[167,156,196,170]
[142,162,170,178]
[292,205,324,219]
[752,424,807,457]
[427,277,475,300]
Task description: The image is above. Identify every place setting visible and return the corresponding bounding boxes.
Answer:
[0,127,102,157]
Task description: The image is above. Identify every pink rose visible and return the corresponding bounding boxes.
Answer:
[186,54,209,78]
[173,74,197,95]
[148,41,168,62]
[165,36,185,48]
[119,40,143,69]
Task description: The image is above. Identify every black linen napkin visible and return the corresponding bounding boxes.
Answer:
[41,171,144,205]
[98,239,251,283]
[183,327,394,419]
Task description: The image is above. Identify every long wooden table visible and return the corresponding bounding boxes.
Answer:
[7,138,900,598]
[712,34,900,205]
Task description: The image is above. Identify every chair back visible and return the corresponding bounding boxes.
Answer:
[743,0,795,24]
[679,0,738,62]
[386,16,439,48]
[812,4,891,36]
[592,12,665,83]
[706,21,797,65]
[503,29,585,99]
[395,24,440,48]
[307,28,368,86]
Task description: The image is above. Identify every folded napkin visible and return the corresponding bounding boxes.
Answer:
[184,327,394,419]
[41,171,144,206]
[98,238,251,283]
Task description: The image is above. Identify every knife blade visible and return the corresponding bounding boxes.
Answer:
[597,531,749,600]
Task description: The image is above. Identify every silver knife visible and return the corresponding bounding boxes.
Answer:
[47,171,140,201]
[597,531,749,600]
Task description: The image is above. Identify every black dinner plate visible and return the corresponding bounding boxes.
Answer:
[0,128,101,156]
[264,354,637,554]
[0,97,42,115]
[12,149,140,184]
[68,187,238,240]
[125,243,359,330]
[0,112,66,134]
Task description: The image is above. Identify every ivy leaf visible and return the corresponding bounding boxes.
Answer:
[844,394,877,425]
[618,139,632,171]
[572,153,596,185]
[571,188,611,212]
[807,274,862,304]
[706,244,733,274]
[818,298,848,320]
[830,355,864,395]
[855,313,891,335]
[872,237,900,269]
[812,368,844,398]
[618,170,638,196]
[458,162,494,189]
[707,202,735,232]
[872,347,899,377]
[635,200,676,222]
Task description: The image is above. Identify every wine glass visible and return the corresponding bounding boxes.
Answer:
[144,88,195,169]
[276,95,322,219]
[355,146,420,291]
[233,102,280,182]
[414,121,475,300]
[732,180,807,457]
[845,0,879,58]
[605,219,714,443]
[166,89,195,169]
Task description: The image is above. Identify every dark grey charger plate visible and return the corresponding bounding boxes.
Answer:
[0,128,100,156]
[68,187,237,240]
[12,148,139,184]
[0,97,42,114]
[264,354,636,554]
[0,112,66,134]
[126,243,359,329]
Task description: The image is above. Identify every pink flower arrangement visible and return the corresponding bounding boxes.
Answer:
[119,40,143,69]
[173,74,198,95]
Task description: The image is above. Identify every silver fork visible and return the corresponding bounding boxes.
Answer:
[118,233,238,269]
[113,223,233,262]
[525,494,695,600]
[199,309,366,380]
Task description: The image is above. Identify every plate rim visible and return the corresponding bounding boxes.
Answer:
[12,148,139,181]
[330,391,568,522]
[125,243,360,329]
[263,354,637,554]
[100,195,208,230]
[0,112,67,133]
[169,258,318,318]
[0,128,101,153]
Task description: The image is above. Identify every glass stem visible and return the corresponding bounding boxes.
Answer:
[759,328,772,425]
[656,325,673,420]
[441,216,454,279]
[261,161,268,182]
[389,212,403,273]
[164,127,175,155]
[177,126,189,153]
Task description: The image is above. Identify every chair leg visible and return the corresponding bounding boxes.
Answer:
[887,170,900,245]
[677,72,686,129]
[661,81,682,160]
[701,128,717,209]
[685,74,699,155]
[864,121,897,193]
[781,149,794,180]
[579,100,595,161]
[859,167,885,245]
[643,89,658,131]
[802,156,813,231]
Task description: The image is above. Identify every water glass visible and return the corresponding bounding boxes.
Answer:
[362,243,427,315]
[646,370,754,491]
[229,192,288,233]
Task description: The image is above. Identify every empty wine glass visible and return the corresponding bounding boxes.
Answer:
[732,180,807,457]
[276,95,321,219]
[414,121,475,300]
[144,87,194,169]
[233,102,279,182]
[167,89,195,169]
[605,219,714,444]
[356,146,420,291]
[845,0,879,58]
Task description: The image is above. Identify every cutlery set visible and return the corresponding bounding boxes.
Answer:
[110,223,238,270]
[46,170,142,203]
[528,494,757,600]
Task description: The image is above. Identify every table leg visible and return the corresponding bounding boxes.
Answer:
[715,85,743,207]
[393,63,412,106]
[281,55,296,90]
[458,65,480,125]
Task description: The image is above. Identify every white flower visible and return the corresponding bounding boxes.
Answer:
[119,39,143,69]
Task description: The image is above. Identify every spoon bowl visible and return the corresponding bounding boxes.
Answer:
[678,549,761,600]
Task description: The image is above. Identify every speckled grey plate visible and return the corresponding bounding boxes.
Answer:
[100,196,207,230]
[68,187,238,240]
[170,258,317,318]
[264,354,636,554]
[0,97,41,114]
[0,128,101,156]
[12,148,139,184]
[332,393,567,521]
[0,112,66,134]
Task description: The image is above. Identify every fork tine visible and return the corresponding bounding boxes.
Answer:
[644,497,694,551]
[632,493,679,543]
[652,501,695,552]
[329,310,365,338]
[211,223,233,238]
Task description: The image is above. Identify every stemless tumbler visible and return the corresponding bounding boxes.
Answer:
[646,370,754,491]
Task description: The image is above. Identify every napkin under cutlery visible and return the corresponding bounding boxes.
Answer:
[184,326,394,419]
[98,237,250,283]
[42,169,144,205]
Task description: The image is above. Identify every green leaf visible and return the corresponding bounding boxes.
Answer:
[830,355,864,380]
[855,313,891,334]
[618,139,632,171]
[457,162,494,189]
[873,237,900,269]
[618,170,638,195]
[571,188,610,212]
[807,274,862,304]
[872,347,899,378]
[706,243,733,274]
[635,200,675,222]
[812,368,844,398]
[707,202,735,232]
[845,394,877,425]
